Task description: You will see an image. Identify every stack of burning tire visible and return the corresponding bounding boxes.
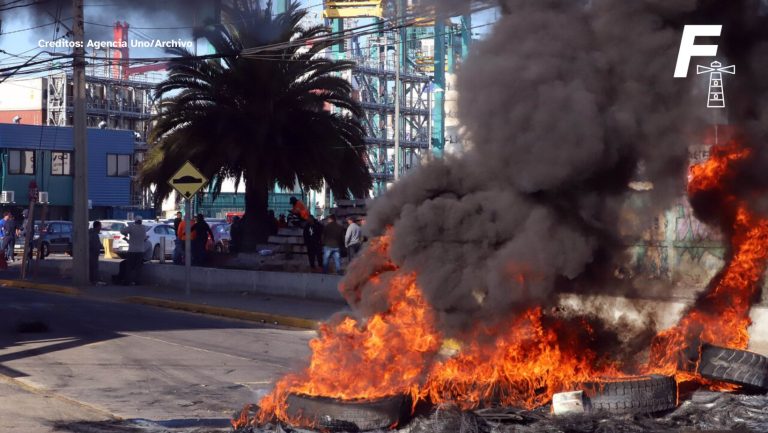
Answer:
[283,393,409,432]
[697,345,768,390]
[278,349,768,432]
[570,345,768,417]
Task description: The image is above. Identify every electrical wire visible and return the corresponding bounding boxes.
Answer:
[0,18,492,84]
[1,3,495,81]
[0,20,56,35]
[0,0,51,12]
[81,0,325,30]
[239,2,493,56]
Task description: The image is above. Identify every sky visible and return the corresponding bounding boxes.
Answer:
[0,0,496,80]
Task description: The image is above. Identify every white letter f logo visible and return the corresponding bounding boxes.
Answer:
[674,25,722,78]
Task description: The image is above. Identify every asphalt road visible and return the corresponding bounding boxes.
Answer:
[0,287,314,432]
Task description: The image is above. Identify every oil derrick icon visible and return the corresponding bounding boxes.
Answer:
[697,60,735,108]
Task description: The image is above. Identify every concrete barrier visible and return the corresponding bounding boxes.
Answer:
[27,258,768,352]
[31,258,344,302]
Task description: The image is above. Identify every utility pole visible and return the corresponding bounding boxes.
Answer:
[393,1,401,181]
[72,0,89,286]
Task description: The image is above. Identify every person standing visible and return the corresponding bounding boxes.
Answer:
[172,211,183,264]
[192,214,213,266]
[121,216,147,285]
[344,217,362,263]
[321,215,345,275]
[303,215,323,271]
[176,215,196,264]
[0,212,8,261]
[89,221,106,285]
[2,214,17,262]
[229,216,243,254]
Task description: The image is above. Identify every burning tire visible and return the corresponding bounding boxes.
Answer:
[579,375,676,414]
[698,344,768,390]
[284,393,407,431]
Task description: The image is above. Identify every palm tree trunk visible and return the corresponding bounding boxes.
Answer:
[242,170,271,251]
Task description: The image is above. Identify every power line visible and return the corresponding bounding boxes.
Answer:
[0,0,51,12]
[81,0,325,30]
[1,4,493,81]
[240,2,493,56]
[0,20,56,35]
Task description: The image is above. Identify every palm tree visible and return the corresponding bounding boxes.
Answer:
[140,0,371,248]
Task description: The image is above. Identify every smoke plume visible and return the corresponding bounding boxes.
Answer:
[341,0,768,335]
[2,0,217,47]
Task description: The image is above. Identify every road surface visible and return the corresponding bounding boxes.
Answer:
[0,287,314,432]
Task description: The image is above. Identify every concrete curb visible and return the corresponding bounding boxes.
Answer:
[123,296,320,330]
[0,279,81,296]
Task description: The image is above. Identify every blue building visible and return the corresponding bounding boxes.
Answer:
[0,123,137,220]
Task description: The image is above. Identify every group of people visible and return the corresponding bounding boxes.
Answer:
[172,212,215,266]
[88,217,146,285]
[289,196,364,275]
[83,196,363,284]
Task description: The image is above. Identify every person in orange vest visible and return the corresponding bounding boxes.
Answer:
[288,196,310,227]
[176,216,197,264]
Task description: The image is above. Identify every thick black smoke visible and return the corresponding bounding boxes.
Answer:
[2,0,218,47]
[340,0,768,335]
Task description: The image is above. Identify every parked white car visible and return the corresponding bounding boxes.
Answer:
[89,220,131,247]
[113,222,176,260]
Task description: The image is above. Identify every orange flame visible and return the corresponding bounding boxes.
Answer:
[237,139,768,430]
[255,261,442,426]
[647,141,768,383]
[423,308,625,410]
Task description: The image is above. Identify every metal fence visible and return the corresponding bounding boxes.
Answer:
[196,192,308,219]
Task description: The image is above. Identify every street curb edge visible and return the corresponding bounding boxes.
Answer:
[122,296,320,330]
[0,279,81,296]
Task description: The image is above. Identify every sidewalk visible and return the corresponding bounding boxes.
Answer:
[0,261,348,330]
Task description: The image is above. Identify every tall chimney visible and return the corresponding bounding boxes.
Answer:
[112,21,130,80]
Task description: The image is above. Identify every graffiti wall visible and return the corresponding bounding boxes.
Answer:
[622,193,727,294]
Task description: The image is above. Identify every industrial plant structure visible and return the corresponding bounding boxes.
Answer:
[306,0,474,195]
[0,0,477,217]
[0,22,165,211]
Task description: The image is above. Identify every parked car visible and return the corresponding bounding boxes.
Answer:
[209,222,231,253]
[89,220,130,253]
[113,222,176,260]
[15,220,73,258]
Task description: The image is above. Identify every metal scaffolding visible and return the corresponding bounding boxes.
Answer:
[322,0,472,195]
[47,71,155,207]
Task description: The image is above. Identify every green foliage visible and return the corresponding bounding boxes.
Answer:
[141,0,371,208]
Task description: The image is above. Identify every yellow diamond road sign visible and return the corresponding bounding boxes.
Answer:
[168,161,208,199]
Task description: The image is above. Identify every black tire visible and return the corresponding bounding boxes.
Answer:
[152,245,161,261]
[284,393,407,431]
[698,344,768,390]
[579,375,676,414]
[39,242,49,259]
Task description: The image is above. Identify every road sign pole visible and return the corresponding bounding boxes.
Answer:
[185,198,191,296]
[168,160,206,297]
